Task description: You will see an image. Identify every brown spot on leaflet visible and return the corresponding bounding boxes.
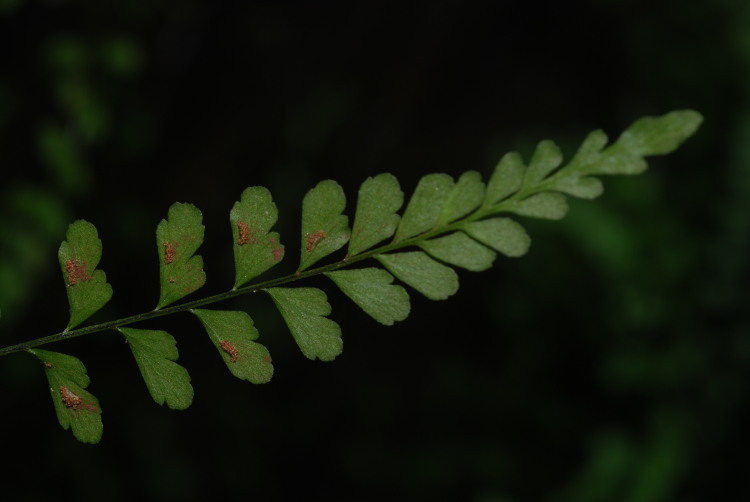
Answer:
[43,362,53,368]
[163,241,177,264]
[272,247,284,262]
[237,221,250,245]
[65,259,90,286]
[306,231,326,252]
[60,386,82,409]
[80,400,100,414]
[219,340,239,362]
[263,355,272,364]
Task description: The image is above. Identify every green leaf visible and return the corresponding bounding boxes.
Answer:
[299,180,350,271]
[156,202,206,309]
[267,287,343,361]
[507,192,569,220]
[438,170,485,225]
[119,327,193,410]
[348,174,403,256]
[616,110,703,156]
[565,129,609,173]
[31,349,102,444]
[192,309,273,384]
[325,268,410,325]
[485,152,525,206]
[419,231,496,272]
[524,140,563,186]
[462,218,531,257]
[230,186,285,288]
[376,251,459,300]
[394,173,454,241]
[58,220,113,330]
[551,176,604,200]
[589,110,703,176]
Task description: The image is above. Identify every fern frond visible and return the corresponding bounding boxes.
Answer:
[0,110,702,443]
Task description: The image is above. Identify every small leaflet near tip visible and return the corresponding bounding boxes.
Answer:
[485,152,525,207]
[230,186,285,288]
[394,173,454,242]
[462,218,531,258]
[438,171,485,225]
[524,140,564,187]
[30,349,103,444]
[564,129,609,174]
[506,192,569,220]
[58,220,113,330]
[419,231,496,272]
[156,203,206,309]
[584,110,703,176]
[616,110,704,157]
[551,176,604,200]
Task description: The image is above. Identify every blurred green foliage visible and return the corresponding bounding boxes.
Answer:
[0,0,747,500]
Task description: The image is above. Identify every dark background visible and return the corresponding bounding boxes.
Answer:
[0,1,747,500]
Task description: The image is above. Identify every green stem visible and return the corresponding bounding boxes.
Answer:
[0,193,531,358]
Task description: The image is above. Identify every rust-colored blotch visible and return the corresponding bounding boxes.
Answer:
[219,340,239,362]
[306,231,326,252]
[60,386,82,409]
[237,221,250,246]
[65,259,90,286]
[163,241,177,264]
